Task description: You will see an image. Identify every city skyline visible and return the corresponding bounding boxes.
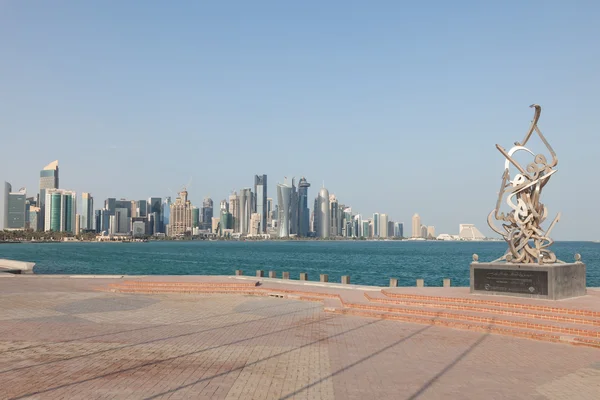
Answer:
[1,3,599,240]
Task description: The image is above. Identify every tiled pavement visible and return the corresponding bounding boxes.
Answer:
[1,276,600,399]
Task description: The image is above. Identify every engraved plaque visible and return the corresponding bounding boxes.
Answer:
[473,268,548,295]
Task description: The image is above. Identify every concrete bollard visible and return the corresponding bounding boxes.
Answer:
[300,272,308,281]
[320,274,329,283]
[341,275,350,284]
[389,278,398,287]
[256,270,264,278]
[416,279,424,287]
[443,278,451,287]
[282,271,290,279]
[269,271,276,278]
[235,269,243,276]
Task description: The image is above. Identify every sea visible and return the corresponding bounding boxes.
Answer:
[1,241,598,287]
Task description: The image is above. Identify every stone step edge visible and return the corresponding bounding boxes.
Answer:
[111,281,259,287]
[364,293,600,327]
[99,286,343,301]
[380,290,600,317]
[103,287,327,303]
[341,300,600,339]
[326,308,600,349]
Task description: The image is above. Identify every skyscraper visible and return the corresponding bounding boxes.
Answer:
[412,214,421,238]
[373,213,380,237]
[137,200,148,217]
[3,183,27,230]
[427,226,436,239]
[316,187,330,238]
[81,193,94,231]
[201,197,214,230]
[220,199,228,212]
[39,160,59,227]
[329,194,339,236]
[148,197,162,234]
[289,178,299,235]
[169,189,193,236]
[229,192,240,232]
[388,220,394,238]
[266,197,273,226]
[276,182,292,237]
[254,175,267,233]
[44,189,76,232]
[3,182,10,229]
[162,197,171,233]
[380,214,388,238]
[239,189,252,234]
[297,177,311,237]
[421,225,428,239]
[192,206,200,228]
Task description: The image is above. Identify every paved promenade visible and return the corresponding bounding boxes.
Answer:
[1,275,599,399]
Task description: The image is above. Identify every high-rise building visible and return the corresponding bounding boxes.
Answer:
[211,217,220,234]
[289,178,299,235]
[239,189,252,234]
[114,208,129,234]
[192,206,200,228]
[329,195,339,236]
[380,214,388,238]
[3,183,27,230]
[394,222,404,238]
[276,182,292,237]
[250,213,261,236]
[29,206,40,231]
[75,214,81,235]
[148,197,162,233]
[220,199,228,212]
[362,220,370,238]
[297,177,311,237]
[81,193,94,231]
[316,187,330,238]
[201,197,214,230]
[220,210,232,231]
[169,189,193,236]
[44,189,76,232]
[229,192,240,232]
[137,200,148,217]
[39,160,59,226]
[373,213,380,237]
[388,220,394,238]
[412,214,421,238]
[427,226,436,239]
[254,175,267,233]
[266,197,274,226]
[421,225,428,239]
[162,197,171,233]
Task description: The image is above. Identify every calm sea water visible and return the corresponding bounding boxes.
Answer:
[1,241,598,287]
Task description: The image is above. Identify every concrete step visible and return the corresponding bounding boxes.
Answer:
[327,307,600,349]
[112,281,258,288]
[340,299,600,339]
[381,289,600,317]
[365,292,600,327]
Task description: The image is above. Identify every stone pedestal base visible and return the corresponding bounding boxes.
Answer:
[470,262,586,300]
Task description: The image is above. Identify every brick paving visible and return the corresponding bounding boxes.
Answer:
[1,276,600,399]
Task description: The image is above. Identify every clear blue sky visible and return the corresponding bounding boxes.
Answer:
[1,1,599,240]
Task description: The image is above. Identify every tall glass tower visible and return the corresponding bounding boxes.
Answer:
[39,160,59,229]
[297,177,311,237]
[276,182,292,237]
[254,175,267,233]
[81,193,93,230]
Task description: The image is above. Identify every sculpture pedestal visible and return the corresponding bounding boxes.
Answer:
[470,262,586,300]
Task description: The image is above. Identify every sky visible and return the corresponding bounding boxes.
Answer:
[1,1,599,240]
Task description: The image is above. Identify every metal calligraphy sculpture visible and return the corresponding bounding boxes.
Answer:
[488,104,562,264]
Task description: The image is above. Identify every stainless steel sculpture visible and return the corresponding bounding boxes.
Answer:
[488,104,562,264]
